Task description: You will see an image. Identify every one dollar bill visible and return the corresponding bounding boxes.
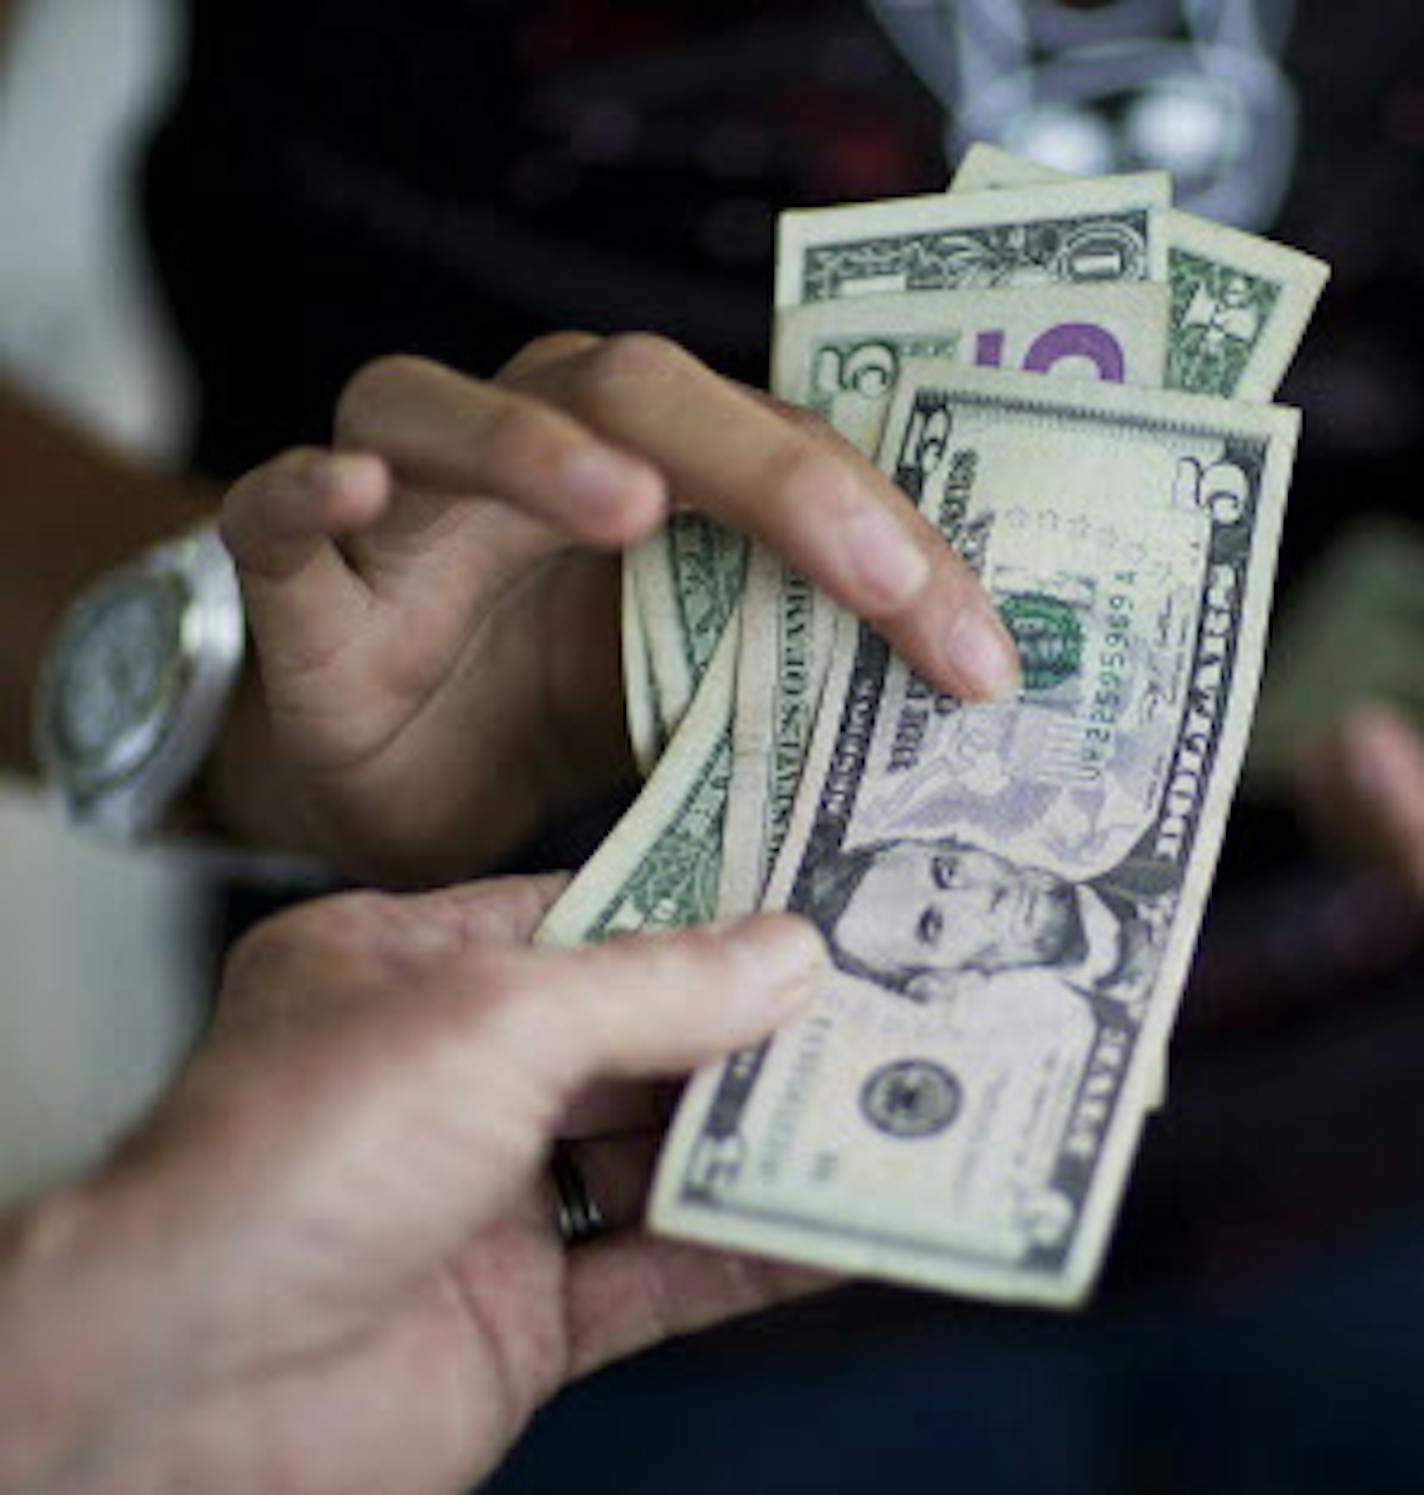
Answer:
[950,142,1328,402]
[776,170,1170,308]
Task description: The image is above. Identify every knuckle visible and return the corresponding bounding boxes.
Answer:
[775,400,834,441]
[571,331,689,412]
[322,888,403,940]
[222,449,292,511]
[448,936,523,1006]
[930,542,985,603]
[477,394,567,479]
[265,447,330,503]
[460,950,547,1047]
[326,890,464,980]
[498,329,601,382]
[597,330,686,377]
[220,449,331,556]
[673,923,728,965]
[223,903,322,987]
[275,443,328,474]
[622,925,722,991]
[761,437,850,522]
[334,354,433,440]
[222,923,280,986]
[262,891,390,962]
[475,963,526,1024]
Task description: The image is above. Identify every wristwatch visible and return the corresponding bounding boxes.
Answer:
[34,524,246,838]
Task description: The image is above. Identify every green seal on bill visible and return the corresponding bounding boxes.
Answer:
[999,591,1084,691]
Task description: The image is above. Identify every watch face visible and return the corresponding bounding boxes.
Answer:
[49,571,189,785]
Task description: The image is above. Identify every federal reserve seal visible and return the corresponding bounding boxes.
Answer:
[860,1059,962,1139]
[999,591,1084,691]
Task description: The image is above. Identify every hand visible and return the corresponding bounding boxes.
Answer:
[0,877,828,1494]
[1292,701,1424,897]
[210,336,1018,883]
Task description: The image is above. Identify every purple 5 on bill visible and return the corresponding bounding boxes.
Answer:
[772,281,1171,460]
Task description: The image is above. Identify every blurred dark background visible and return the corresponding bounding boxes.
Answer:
[5,0,1424,1489]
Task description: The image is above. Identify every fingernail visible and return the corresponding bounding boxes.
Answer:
[945,607,1020,702]
[842,507,931,609]
[721,914,827,990]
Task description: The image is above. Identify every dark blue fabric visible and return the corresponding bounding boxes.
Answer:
[489,1202,1424,1495]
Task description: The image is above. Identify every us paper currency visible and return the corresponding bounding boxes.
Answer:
[623,170,1173,757]
[775,171,1169,309]
[950,143,1329,402]
[627,517,747,758]
[719,543,841,919]
[773,281,1172,451]
[582,145,1322,1304]
[652,364,1299,1305]
[541,623,738,948]
[719,283,1173,919]
[621,551,663,777]
[945,145,1326,1106]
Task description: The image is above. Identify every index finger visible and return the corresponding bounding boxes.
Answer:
[507,333,1019,702]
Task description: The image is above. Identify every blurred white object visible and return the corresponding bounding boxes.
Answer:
[0,0,189,453]
[869,0,1299,231]
[0,0,202,1207]
[0,787,203,1206]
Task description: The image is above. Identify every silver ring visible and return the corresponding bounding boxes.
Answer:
[550,1141,606,1247]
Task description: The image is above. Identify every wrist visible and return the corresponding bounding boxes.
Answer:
[0,1177,194,1492]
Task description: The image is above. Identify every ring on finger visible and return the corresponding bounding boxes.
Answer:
[549,1140,607,1248]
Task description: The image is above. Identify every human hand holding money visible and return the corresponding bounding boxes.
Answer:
[211,332,1011,885]
[547,144,1328,1305]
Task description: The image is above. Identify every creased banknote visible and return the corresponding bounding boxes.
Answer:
[540,623,738,949]
[720,282,1173,919]
[619,170,1175,764]
[950,142,1329,402]
[653,364,1299,1305]
[776,170,1170,309]
[621,550,663,777]
[577,145,1325,1306]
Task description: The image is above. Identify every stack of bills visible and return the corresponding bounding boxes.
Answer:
[539,143,1328,1306]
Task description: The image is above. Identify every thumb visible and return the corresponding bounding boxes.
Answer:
[496,914,826,1105]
